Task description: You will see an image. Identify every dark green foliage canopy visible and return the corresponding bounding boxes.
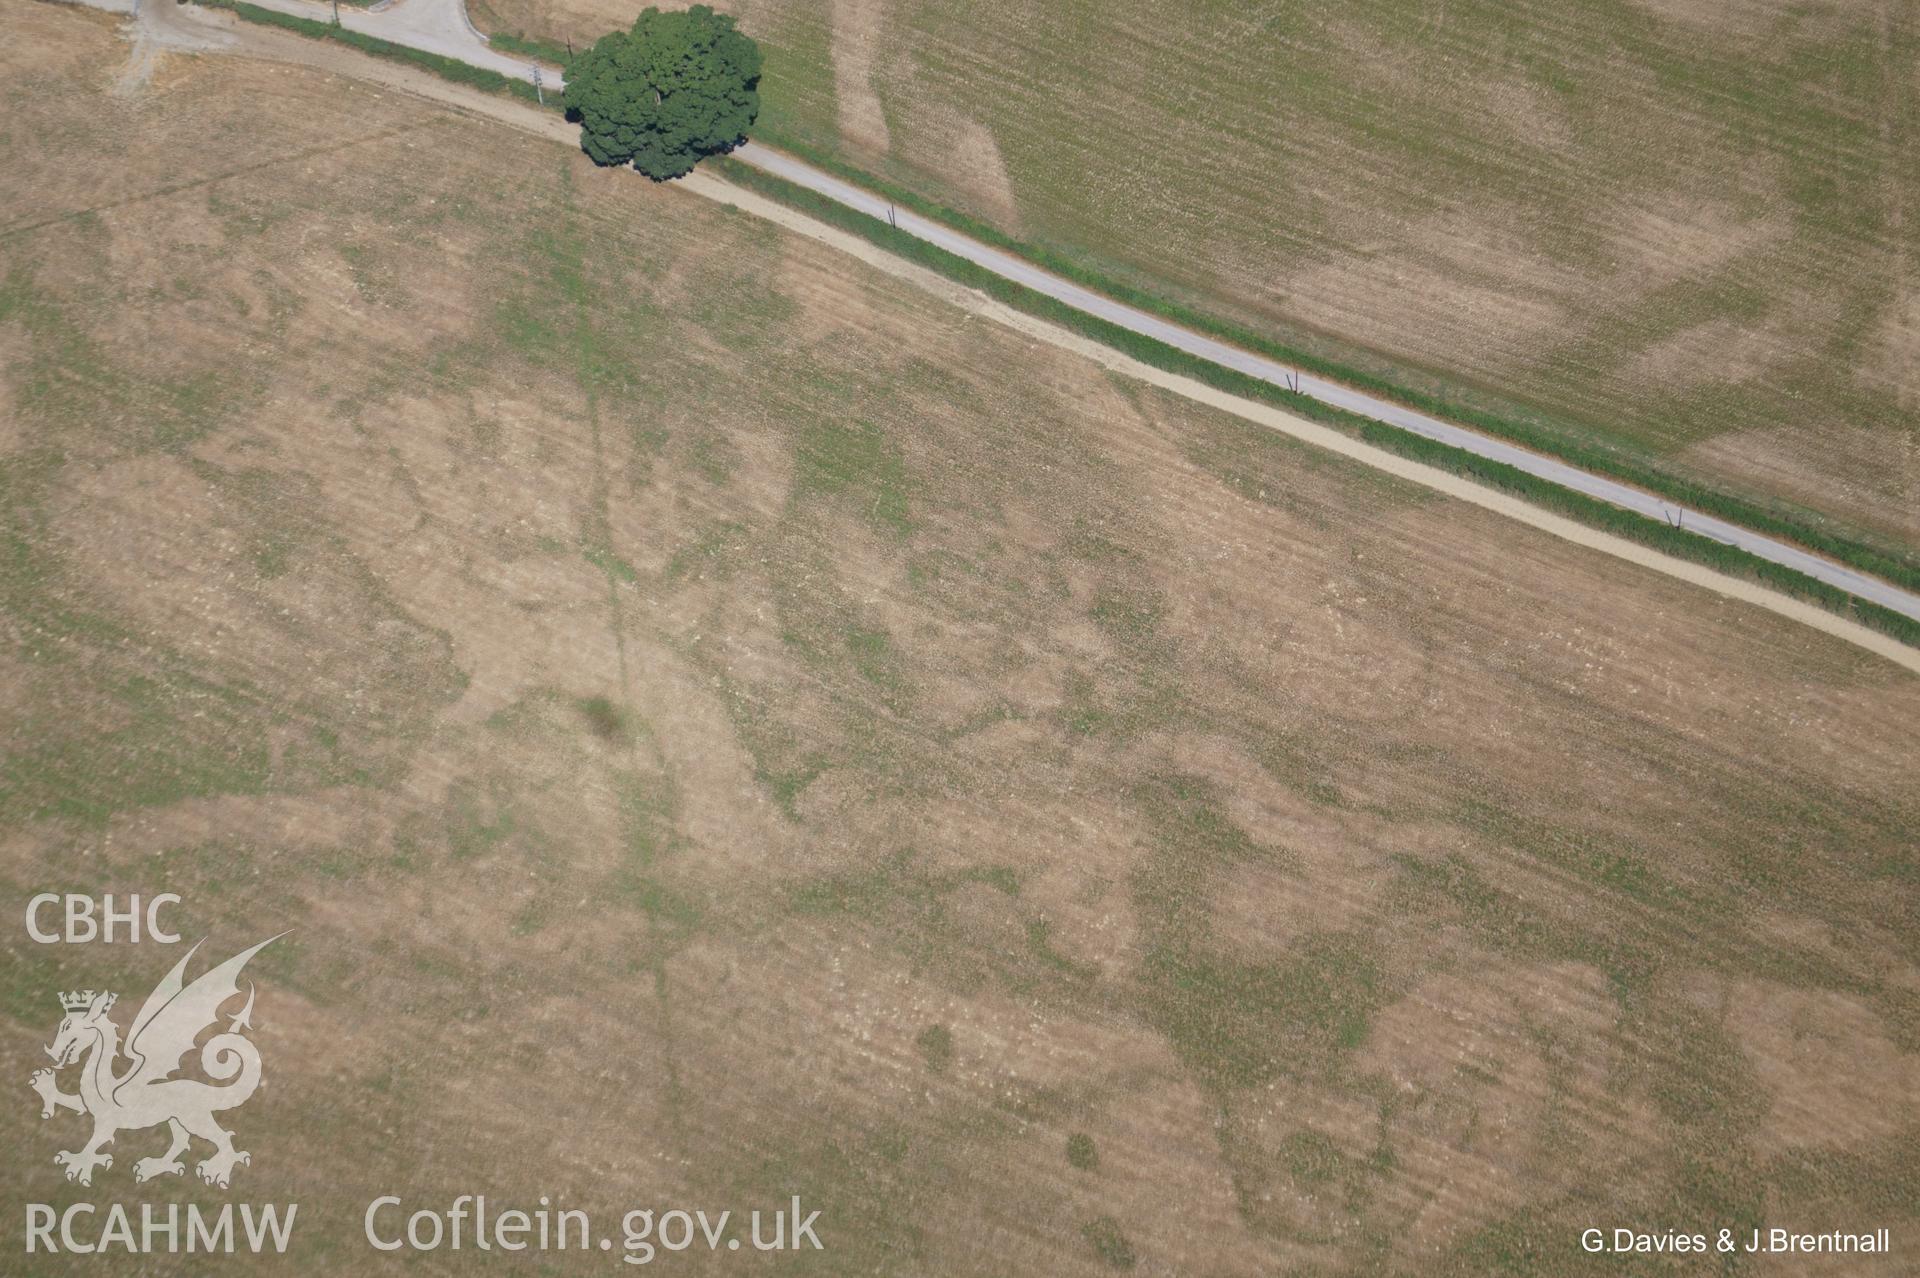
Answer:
[563,5,762,180]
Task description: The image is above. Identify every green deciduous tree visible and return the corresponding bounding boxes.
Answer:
[563,5,762,180]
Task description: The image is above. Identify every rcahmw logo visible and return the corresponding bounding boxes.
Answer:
[24,933,300,1258]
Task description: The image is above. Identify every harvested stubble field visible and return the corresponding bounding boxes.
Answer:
[2,5,1918,1274]
[471,0,1919,561]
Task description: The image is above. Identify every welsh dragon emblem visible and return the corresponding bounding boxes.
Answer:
[30,934,283,1189]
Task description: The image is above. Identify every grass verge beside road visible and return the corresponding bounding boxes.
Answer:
[482,27,569,63]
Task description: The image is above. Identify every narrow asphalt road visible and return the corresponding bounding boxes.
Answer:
[243,0,563,85]
[130,0,1920,627]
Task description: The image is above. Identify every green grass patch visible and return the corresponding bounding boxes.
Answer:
[482,29,572,65]
[1282,1128,1345,1188]
[791,418,915,537]
[914,1023,954,1073]
[575,695,631,742]
[1088,586,1164,651]
[1080,1216,1137,1270]
[445,777,518,861]
[583,546,638,584]
[789,848,1020,918]
[1141,934,1386,1089]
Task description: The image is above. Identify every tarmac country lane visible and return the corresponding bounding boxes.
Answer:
[238,0,560,84]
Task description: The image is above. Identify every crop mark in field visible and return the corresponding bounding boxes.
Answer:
[524,158,703,1151]
[829,0,891,155]
[10,15,1920,1274]
[0,125,421,241]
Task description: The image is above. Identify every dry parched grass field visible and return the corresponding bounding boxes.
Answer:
[2,6,1918,1274]
[474,0,1919,558]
